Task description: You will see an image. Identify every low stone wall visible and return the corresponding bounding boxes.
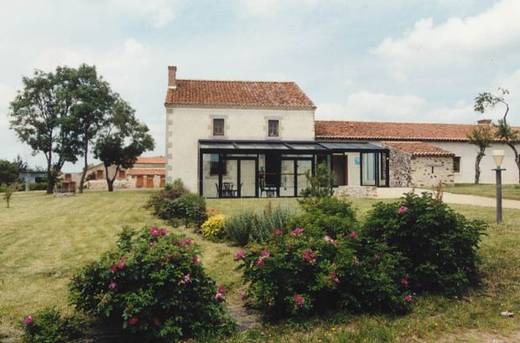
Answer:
[334,185,378,198]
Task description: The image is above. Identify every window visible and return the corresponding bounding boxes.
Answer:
[213,118,225,136]
[209,154,227,176]
[268,119,279,137]
[453,156,461,173]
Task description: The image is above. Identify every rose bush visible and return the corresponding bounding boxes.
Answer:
[69,226,235,342]
[363,192,487,296]
[237,226,411,320]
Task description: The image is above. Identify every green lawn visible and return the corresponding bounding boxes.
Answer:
[1,191,520,342]
[446,183,520,200]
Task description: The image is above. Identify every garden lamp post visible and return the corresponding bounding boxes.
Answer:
[492,150,505,224]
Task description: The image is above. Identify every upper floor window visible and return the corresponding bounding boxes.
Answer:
[268,119,279,137]
[453,156,461,173]
[213,118,225,136]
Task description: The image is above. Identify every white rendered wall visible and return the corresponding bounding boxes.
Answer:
[432,142,520,184]
[165,106,315,192]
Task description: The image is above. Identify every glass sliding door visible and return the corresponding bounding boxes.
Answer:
[378,152,388,186]
[280,160,295,196]
[240,159,256,197]
[202,153,220,198]
[361,152,376,186]
[297,160,312,196]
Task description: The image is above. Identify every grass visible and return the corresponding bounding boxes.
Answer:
[1,191,520,342]
[446,183,520,201]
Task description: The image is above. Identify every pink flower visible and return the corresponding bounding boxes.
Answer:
[180,238,193,246]
[180,273,192,285]
[110,257,126,273]
[404,294,413,303]
[23,315,33,326]
[159,227,168,236]
[400,277,409,288]
[302,249,317,264]
[128,316,139,326]
[215,285,226,302]
[290,227,304,237]
[330,271,340,284]
[192,255,201,265]
[108,281,117,290]
[398,206,408,215]
[255,257,265,267]
[260,249,270,258]
[324,235,336,245]
[349,231,359,240]
[293,294,305,308]
[274,228,283,237]
[150,226,160,237]
[233,249,246,261]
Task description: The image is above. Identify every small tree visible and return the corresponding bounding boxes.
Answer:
[93,99,154,192]
[467,125,493,184]
[474,88,520,183]
[300,162,335,198]
[4,183,17,208]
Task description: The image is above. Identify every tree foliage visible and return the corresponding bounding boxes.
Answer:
[0,159,20,185]
[300,162,335,198]
[93,99,154,191]
[474,88,520,183]
[467,125,493,184]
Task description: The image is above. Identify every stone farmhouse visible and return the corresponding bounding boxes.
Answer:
[164,66,519,198]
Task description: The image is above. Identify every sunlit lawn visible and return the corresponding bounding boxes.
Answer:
[446,183,520,201]
[1,191,520,342]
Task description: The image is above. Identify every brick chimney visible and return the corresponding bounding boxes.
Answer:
[477,119,492,126]
[168,66,177,89]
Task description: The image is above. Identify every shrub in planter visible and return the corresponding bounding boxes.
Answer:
[363,192,487,296]
[21,307,86,343]
[236,226,411,320]
[70,227,235,342]
[201,214,226,239]
[294,196,358,238]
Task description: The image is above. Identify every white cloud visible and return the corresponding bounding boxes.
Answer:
[373,0,520,73]
[108,0,184,27]
[236,0,320,16]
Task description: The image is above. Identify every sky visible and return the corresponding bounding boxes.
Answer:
[1,0,520,171]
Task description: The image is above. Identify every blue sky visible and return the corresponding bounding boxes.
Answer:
[1,0,519,171]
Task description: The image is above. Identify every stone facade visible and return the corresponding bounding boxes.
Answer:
[387,148,412,187]
[334,185,378,198]
[410,156,455,187]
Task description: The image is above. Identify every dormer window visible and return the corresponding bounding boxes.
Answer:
[213,118,225,136]
[268,119,279,137]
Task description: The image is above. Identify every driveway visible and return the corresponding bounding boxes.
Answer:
[376,187,520,210]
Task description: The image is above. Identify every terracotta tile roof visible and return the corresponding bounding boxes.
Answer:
[135,156,166,164]
[165,80,316,109]
[315,120,489,142]
[127,168,165,176]
[383,141,455,157]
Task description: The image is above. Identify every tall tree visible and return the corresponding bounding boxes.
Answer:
[9,67,81,193]
[71,64,113,193]
[0,160,19,185]
[474,88,520,183]
[93,98,155,192]
[467,125,493,184]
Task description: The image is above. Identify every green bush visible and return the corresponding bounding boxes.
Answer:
[160,193,207,228]
[363,192,487,296]
[29,182,48,191]
[201,214,226,239]
[69,226,235,342]
[294,196,358,238]
[224,206,294,246]
[147,179,188,215]
[21,307,86,343]
[236,226,411,320]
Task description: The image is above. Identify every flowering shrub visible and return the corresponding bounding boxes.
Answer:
[201,214,226,239]
[294,196,358,238]
[70,226,235,341]
[363,192,487,296]
[237,226,411,320]
[21,307,86,343]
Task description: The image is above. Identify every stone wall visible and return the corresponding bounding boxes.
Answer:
[410,156,455,187]
[387,148,412,187]
[334,185,378,198]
